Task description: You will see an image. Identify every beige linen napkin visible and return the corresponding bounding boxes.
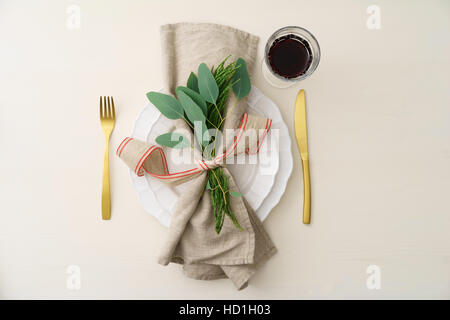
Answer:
[118,23,276,289]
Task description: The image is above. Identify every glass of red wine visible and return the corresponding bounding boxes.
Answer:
[262,26,320,88]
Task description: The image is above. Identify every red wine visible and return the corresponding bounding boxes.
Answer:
[268,34,312,79]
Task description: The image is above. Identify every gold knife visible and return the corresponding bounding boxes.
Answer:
[294,89,311,224]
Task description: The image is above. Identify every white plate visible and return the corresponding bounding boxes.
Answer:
[130,86,293,227]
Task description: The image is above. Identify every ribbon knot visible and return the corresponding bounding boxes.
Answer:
[196,159,220,172]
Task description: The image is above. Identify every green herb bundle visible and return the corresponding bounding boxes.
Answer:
[146,56,251,234]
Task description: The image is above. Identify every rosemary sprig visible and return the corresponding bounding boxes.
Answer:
[207,56,239,131]
[207,167,243,233]
[205,57,244,234]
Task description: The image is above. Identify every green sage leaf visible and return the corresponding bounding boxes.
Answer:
[232,58,251,99]
[177,90,210,146]
[146,92,183,120]
[187,72,199,92]
[229,191,243,197]
[176,86,207,115]
[155,132,190,149]
[198,63,219,104]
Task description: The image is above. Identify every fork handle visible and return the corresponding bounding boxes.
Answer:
[102,138,111,220]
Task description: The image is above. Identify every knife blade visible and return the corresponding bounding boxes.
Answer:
[294,89,311,224]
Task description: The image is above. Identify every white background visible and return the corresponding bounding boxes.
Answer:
[1,0,449,299]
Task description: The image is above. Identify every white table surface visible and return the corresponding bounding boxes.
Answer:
[1,0,449,299]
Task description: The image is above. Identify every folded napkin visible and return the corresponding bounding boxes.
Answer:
[118,23,276,289]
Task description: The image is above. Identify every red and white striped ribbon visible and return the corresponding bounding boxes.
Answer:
[117,113,272,182]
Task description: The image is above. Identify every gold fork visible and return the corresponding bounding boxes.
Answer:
[100,96,116,220]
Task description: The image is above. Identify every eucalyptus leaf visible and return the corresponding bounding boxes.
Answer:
[146,92,184,120]
[187,72,199,92]
[198,63,219,104]
[232,58,251,99]
[193,120,211,147]
[176,86,207,115]
[177,90,210,146]
[229,191,243,197]
[155,132,190,149]
[205,180,211,190]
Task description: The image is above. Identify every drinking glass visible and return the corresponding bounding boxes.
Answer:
[262,26,321,88]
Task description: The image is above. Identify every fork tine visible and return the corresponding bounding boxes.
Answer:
[102,96,105,118]
[100,96,103,118]
[107,96,112,119]
[103,96,108,118]
[111,97,116,120]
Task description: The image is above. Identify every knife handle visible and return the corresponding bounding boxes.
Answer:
[301,159,311,224]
